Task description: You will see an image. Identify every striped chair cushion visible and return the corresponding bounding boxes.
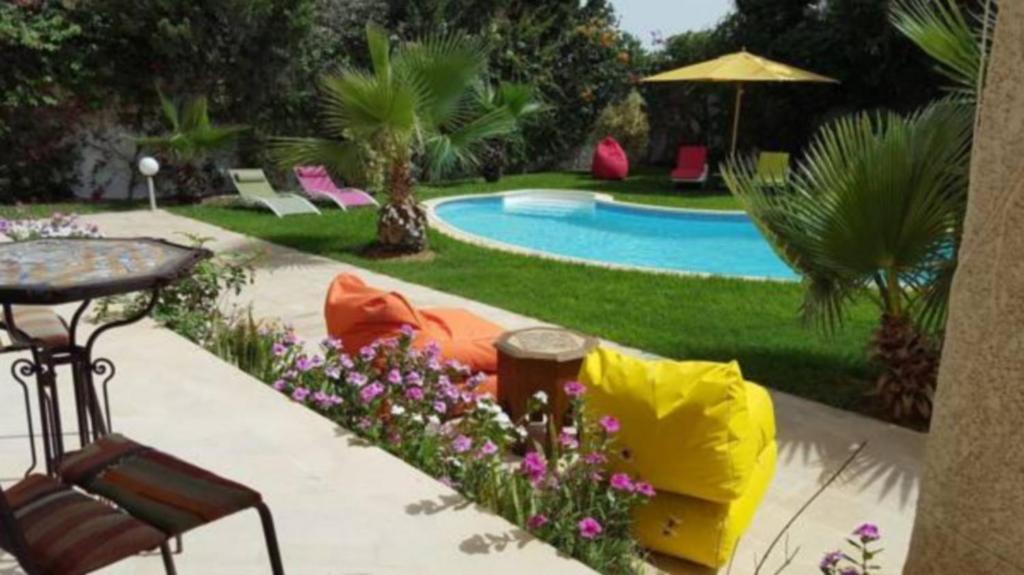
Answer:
[8,306,70,348]
[0,474,166,575]
[59,434,262,536]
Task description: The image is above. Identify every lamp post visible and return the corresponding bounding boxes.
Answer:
[138,157,160,211]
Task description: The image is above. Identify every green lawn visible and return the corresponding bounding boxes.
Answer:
[171,170,881,414]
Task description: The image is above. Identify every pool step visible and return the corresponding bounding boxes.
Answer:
[502,196,595,218]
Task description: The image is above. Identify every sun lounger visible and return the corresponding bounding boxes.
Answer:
[755,152,790,187]
[671,145,709,184]
[293,166,379,210]
[230,169,321,217]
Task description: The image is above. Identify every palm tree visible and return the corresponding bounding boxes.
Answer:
[273,25,526,252]
[723,102,973,421]
[722,0,993,423]
[137,88,248,201]
[474,82,546,182]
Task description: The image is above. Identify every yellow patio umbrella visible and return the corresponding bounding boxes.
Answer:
[643,50,838,156]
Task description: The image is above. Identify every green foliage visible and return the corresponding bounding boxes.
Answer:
[891,0,996,98]
[0,1,90,202]
[592,90,650,162]
[207,311,282,382]
[643,0,948,161]
[723,101,972,332]
[138,89,248,163]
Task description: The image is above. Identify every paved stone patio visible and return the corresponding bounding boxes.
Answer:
[1,209,926,573]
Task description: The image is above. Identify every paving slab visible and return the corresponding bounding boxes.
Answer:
[3,209,925,574]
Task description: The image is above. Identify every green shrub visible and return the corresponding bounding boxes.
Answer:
[592,90,650,162]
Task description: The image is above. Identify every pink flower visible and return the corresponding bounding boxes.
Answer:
[559,430,579,450]
[295,355,317,372]
[577,517,603,539]
[519,451,547,485]
[853,523,880,543]
[339,354,354,369]
[386,369,402,385]
[359,345,376,360]
[583,452,607,466]
[272,379,288,391]
[400,324,417,337]
[405,371,423,386]
[272,342,287,357]
[291,387,310,402]
[609,472,634,492]
[347,372,368,387]
[634,481,656,498]
[405,387,424,402]
[451,435,473,454]
[478,440,498,456]
[527,514,549,530]
[563,380,586,397]
[820,550,842,570]
[360,382,384,403]
[433,401,447,414]
[598,415,620,434]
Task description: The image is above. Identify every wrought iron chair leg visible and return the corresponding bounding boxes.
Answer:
[160,542,178,575]
[11,359,39,476]
[256,503,285,575]
[175,534,183,554]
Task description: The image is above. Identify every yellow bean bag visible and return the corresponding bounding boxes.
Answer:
[633,441,777,567]
[580,347,775,502]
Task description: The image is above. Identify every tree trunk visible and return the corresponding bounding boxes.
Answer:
[869,313,939,422]
[904,5,1024,573]
[376,158,428,252]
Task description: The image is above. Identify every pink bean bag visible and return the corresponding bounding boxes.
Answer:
[592,137,629,180]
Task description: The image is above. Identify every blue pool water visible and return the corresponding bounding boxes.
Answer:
[434,194,798,280]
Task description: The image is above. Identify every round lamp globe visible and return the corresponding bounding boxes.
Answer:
[138,157,160,177]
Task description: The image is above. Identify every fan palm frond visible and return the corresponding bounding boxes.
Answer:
[891,0,991,98]
[723,100,973,333]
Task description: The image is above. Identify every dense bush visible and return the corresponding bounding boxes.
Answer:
[592,90,650,163]
[0,1,90,202]
[642,0,946,163]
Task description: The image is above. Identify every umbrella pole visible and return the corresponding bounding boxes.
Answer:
[730,84,744,157]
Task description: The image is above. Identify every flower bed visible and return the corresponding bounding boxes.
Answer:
[0,212,100,241]
[210,317,652,574]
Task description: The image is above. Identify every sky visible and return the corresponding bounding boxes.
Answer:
[610,0,735,46]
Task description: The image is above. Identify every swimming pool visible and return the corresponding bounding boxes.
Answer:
[429,191,798,280]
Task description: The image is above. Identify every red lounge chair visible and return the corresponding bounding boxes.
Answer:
[671,146,709,184]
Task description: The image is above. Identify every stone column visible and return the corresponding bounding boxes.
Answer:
[903,4,1024,574]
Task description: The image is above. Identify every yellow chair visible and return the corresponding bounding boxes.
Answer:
[756,151,790,187]
[579,347,777,567]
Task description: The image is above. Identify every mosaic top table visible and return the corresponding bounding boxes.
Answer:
[0,238,210,474]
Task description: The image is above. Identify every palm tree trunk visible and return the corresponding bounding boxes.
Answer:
[376,157,428,252]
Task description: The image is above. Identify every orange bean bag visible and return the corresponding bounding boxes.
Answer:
[324,274,503,395]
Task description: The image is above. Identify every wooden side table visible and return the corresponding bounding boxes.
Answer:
[497,327,598,425]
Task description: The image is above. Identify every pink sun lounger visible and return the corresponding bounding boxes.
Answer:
[293,166,379,211]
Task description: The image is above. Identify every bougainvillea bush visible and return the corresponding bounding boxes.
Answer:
[215,317,651,574]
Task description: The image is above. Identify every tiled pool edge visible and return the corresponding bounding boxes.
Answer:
[425,191,794,284]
